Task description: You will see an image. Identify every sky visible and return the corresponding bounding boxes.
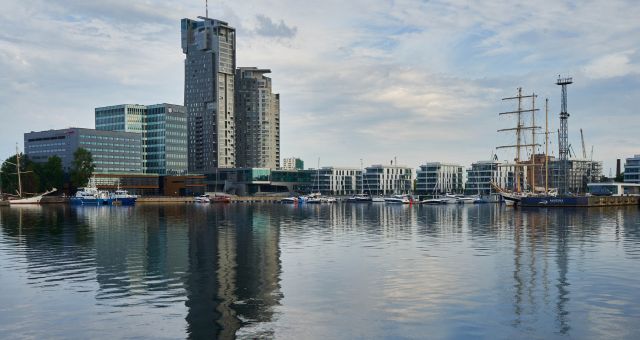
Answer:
[1,0,639,173]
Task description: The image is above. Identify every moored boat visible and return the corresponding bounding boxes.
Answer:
[110,189,137,206]
[384,194,411,204]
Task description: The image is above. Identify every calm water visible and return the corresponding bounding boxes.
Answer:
[1,203,640,339]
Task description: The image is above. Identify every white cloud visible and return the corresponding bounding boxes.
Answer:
[584,51,639,79]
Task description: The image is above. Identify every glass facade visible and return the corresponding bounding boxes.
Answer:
[95,103,188,175]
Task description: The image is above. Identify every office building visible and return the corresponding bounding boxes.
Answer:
[282,157,304,170]
[235,67,280,169]
[624,155,640,184]
[363,164,414,196]
[416,162,464,196]
[465,160,514,195]
[310,167,361,195]
[95,103,188,175]
[182,17,236,172]
[24,128,142,174]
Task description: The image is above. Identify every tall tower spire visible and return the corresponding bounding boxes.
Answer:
[205,0,208,18]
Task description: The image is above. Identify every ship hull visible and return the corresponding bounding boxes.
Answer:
[520,196,640,207]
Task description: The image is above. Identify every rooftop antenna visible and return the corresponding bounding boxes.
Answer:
[205,0,208,18]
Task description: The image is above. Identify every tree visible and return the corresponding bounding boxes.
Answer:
[1,153,39,196]
[70,148,95,188]
[615,172,625,183]
[34,155,64,192]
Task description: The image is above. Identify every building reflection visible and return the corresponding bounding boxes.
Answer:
[183,204,282,339]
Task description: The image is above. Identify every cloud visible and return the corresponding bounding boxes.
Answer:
[1,0,639,173]
[584,51,639,79]
[253,15,297,38]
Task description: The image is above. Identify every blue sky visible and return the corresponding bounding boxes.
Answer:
[1,0,639,172]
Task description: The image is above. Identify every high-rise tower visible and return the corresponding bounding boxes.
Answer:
[235,67,281,169]
[181,17,236,172]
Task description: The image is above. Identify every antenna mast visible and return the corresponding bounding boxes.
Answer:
[556,76,573,195]
[205,0,208,18]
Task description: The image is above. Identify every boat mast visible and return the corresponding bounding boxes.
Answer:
[545,98,549,194]
[15,144,22,198]
[531,93,536,192]
[497,88,540,194]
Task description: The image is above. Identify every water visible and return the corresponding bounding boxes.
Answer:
[1,204,640,339]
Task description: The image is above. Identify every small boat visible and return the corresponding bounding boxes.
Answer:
[195,194,211,203]
[384,194,411,204]
[347,193,372,203]
[110,189,137,206]
[421,198,447,205]
[307,196,323,204]
[456,196,477,204]
[322,197,337,203]
[211,195,231,203]
[280,197,298,204]
[372,196,385,203]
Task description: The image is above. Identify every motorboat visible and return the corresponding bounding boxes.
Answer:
[384,194,411,204]
[421,198,447,205]
[211,195,231,203]
[372,196,385,203]
[280,197,298,204]
[322,197,337,203]
[195,194,211,203]
[110,189,137,206]
[456,196,477,204]
[346,193,372,203]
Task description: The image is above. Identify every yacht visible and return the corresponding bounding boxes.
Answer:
[384,194,411,204]
[421,198,447,205]
[347,193,372,203]
[195,194,211,203]
[372,196,385,203]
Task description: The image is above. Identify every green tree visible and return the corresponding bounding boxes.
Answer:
[34,155,64,192]
[70,148,95,188]
[1,153,39,196]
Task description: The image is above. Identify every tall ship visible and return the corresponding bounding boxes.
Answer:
[495,77,639,207]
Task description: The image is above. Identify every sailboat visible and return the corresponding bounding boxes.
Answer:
[7,146,57,205]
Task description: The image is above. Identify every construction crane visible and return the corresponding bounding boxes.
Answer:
[580,128,587,159]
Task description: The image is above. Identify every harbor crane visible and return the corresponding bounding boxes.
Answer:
[580,129,587,159]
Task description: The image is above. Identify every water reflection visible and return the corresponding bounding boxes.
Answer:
[1,204,639,339]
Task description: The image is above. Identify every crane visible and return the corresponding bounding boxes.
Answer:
[580,128,587,159]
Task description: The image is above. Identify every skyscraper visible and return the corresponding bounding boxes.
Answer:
[181,17,236,173]
[234,67,280,169]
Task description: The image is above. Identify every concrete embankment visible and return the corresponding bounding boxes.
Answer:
[0,201,9,206]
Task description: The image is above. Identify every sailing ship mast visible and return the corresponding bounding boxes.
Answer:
[497,88,540,193]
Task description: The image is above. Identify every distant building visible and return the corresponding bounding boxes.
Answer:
[24,128,142,174]
[282,157,304,170]
[235,67,280,169]
[624,155,640,184]
[465,160,514,195]
[363,164,414,196]
[416,162,464,196]
[182,17,236,172]
[95,103,188,175]
[548,158,602,193]
[310,167,361,195]
[207,168,312,195]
